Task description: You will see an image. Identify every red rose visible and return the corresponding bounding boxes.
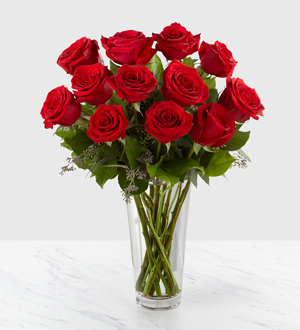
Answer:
[71,63,113,105]
[219,77,264,121]
[41,86,81,129]
[153,22,200,60]
[87,104,128,143]
[145,100,193,144]
[57,37,101,75]
[199,41,237,77]
[106,64,157,103]
[191,103,235,148]
[162,60,209,107]
[101,30,156,65]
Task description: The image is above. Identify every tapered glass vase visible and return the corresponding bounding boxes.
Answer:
[127,179,191,310]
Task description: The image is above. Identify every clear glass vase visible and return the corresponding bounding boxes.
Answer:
[127,179,191,310]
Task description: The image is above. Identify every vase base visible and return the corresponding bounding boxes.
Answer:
[135,291,182,310]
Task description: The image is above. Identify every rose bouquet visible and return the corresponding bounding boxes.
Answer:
[41,23,264,309]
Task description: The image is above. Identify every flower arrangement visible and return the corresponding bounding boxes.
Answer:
[41,23,264,308]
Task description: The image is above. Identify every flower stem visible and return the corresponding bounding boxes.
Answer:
[156,142,161,162]
[186,146,194,159]
[133,108,139,125]
[75,116,89,129]
[134,195,172,297]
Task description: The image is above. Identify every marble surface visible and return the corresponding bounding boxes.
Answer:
[0,241,299,330]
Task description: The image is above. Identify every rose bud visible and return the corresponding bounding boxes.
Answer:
[191,103,236,148]
[101,30,156,66]
[41,86,81,129]
[87,104,128,143]
[219,77,265,121]
[153,22,200,60]
[145,100,193,144]
[57,37,101,75]
[162,60,209,107]
[199,41,237,77]
[106,64,157,103]
[71,63,113,106]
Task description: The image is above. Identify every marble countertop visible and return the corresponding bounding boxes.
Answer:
[0,241,299,330]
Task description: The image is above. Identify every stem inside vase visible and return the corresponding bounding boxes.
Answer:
[131,179,191,302]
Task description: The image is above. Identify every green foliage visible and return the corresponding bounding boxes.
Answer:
[221,130,250,151]
[146,54,164,82]
[80,103,97,115]
[203,77,216,89]
[109,91,124,105]
[189,168,198,188]
[205,151,236,177]
[118,169,149,195]
[64,130,94,155]
[162,158,204,177]
[146,154,166,179]
[155,168,179,187]
[205,88,219,103]
[124,136,146,169]
[110,60,120,75]
[55,126,77,139]
[182,57,195,67]
[238,149,251,162]
[95,161,118,188]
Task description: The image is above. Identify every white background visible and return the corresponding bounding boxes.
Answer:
[0,0,299,240]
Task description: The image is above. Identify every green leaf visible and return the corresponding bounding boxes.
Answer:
[146,154,166,179]
[175,137,193,149]
[118,169,148,195]
[146,54,164,82]
[91,152,119,173]
[162,158,204,177]
[109,91,124,105]
[198,171,210,185]
[60,141,73,150]
[182,57,195,67]
[92,141,121,156]
[189,168,198,188]
[124,136,146,169]
[64,131,94,155]
[237,149,251,162]
[235,121,245,130]
[203,77,216,89]
[155,168,179,188]
[205,151,236,177]
[199,151,214,168]
[55,126,77,139]
[81,103,97,115]
[196,65,209,79]
[110,60,120,75]
[193,142,202,155]
[205,88,219,103]
[132,102,142,114]
[221,131,250,151]
[95,161,118,188]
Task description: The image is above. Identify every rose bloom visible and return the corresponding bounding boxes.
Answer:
[199,41,237,77]
[57,37,101,75]
[41,86,81,129]
[219,77,264,121]
[106,64,157,103]
[101,30,156,66]
[145,100,193,144]
[71,63,113,105]
[153,22,200,60]
[191,103,235,148]
[162,60,209,107]
[87,104,128,143]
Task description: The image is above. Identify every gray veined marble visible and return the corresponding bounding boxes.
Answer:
[0,241,299,330]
